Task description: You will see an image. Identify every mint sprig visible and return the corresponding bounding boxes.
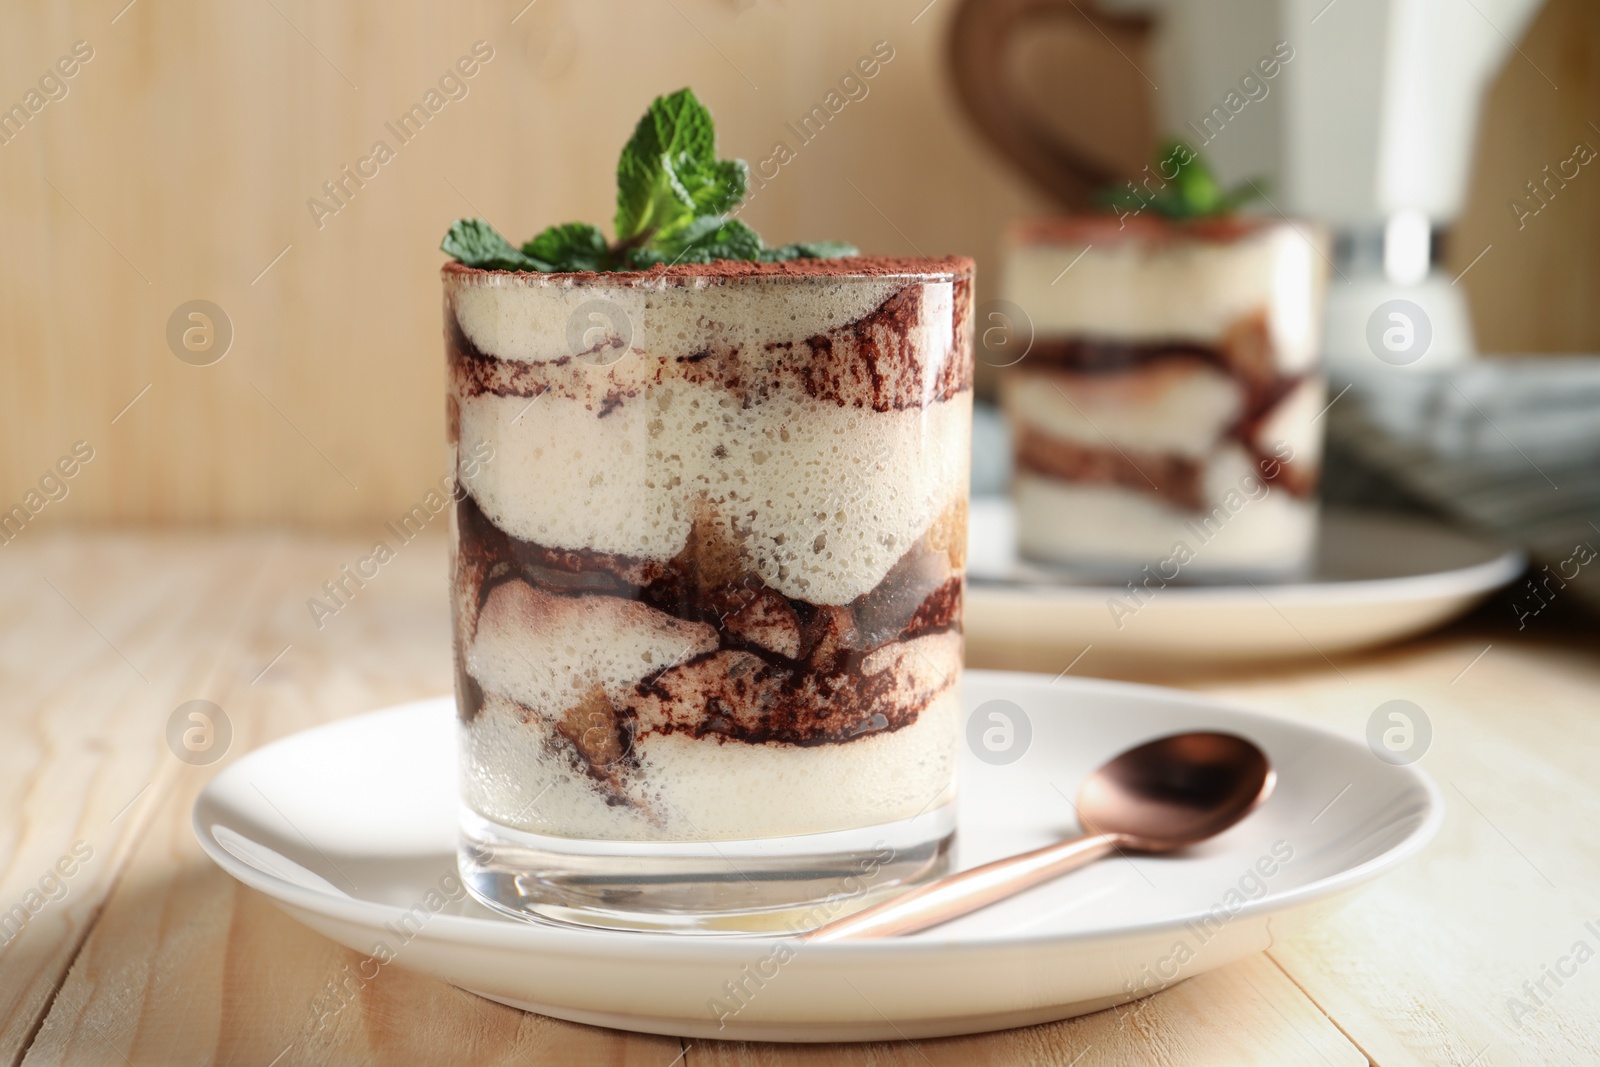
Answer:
[443,88,856,272]
[1098,139,1265,221]
[523,222,608,272]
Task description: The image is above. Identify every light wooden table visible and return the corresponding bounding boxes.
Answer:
[2,531,1597,1066]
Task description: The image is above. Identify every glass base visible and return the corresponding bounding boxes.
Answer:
[458,803,955,935]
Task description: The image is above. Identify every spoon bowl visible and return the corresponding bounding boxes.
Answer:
[1078,731,1275,852]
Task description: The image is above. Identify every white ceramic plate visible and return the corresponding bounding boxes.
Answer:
[193,671,1441,1042]
[967,498,1523,671]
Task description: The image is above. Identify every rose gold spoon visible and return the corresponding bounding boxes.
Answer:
[804,731,1274,942]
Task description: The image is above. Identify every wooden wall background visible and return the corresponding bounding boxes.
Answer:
[0,0,1596,527]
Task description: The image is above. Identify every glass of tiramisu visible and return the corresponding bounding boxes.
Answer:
[446,253,974,932]
[1000,211,1329,580]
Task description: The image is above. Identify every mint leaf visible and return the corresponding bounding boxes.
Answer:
[615,88,739,244]
[664,216,764,263]
[626,217,761,268]
[1096,140,1264,221]
[760,240,859,262]
[523,222,609,272]
[631,231,858,269]
[1169,150,1223,217]
[442,218,549,271]
[687,158,749,219]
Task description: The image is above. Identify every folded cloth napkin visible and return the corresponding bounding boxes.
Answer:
[1326,358,1600,619]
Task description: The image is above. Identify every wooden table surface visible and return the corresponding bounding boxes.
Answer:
[2,530,1597,1066]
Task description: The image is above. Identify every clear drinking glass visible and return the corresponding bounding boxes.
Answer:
[1000,216,1329,581]
[446,257,974,933]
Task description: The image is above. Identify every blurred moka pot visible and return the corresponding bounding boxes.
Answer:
[949,0,1546,371]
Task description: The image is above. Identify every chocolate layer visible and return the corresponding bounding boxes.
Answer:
[453,490,964,751]
[1014,425,1207,511]
[445,280,974,412]
[1023,310,1279,384]
[1012,313,1319,506]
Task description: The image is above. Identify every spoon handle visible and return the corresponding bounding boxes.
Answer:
[802,833,1122,942]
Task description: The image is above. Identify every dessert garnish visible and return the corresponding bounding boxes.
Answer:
[442,88,856,272]
[1098,139,1266,221]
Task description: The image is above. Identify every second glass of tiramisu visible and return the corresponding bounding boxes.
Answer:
[1000,207,1329,581]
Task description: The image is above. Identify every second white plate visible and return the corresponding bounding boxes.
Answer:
[966,498,1523,671]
